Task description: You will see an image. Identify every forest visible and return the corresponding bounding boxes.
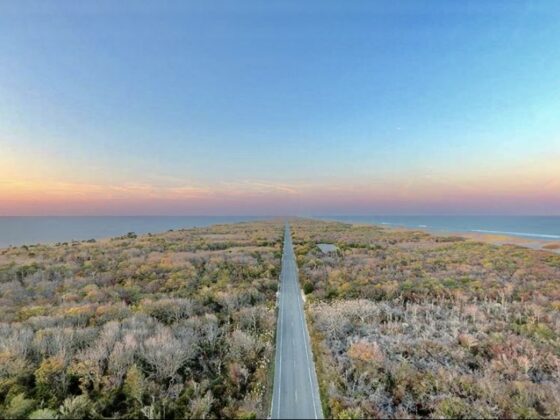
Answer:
[2,218,559,419]
[0,221,283,419]
[291,220,560,419]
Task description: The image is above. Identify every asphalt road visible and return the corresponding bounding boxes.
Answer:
[271,224,323,419]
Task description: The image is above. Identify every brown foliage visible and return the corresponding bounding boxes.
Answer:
[0,221,283,418]
[294,220,560,419]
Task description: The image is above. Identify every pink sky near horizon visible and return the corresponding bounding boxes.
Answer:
[2,1,560,216]
[2,172,559,216]
[3,151,560,215]
[2,147,560,215]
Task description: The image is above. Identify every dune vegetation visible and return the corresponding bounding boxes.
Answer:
[292,220,560,419]
[0,221,283,419]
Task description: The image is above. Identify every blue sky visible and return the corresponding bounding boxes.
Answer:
[1,0,559,215]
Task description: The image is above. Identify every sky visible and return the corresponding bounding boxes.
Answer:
[1,0,559,216]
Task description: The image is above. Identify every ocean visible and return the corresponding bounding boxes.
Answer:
[0,216,269,248]
[316,216,560,241]
[1,215,560,249]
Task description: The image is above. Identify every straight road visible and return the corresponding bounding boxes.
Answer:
[271,224,323,419]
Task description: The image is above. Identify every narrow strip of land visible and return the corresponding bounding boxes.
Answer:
[271,224,323,419]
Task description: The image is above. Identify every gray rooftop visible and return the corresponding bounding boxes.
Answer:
[317,243,338,253]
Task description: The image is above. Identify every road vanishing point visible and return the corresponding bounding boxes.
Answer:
[271,224,324,419]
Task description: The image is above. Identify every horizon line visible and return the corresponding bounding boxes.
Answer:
[1,214,560,218]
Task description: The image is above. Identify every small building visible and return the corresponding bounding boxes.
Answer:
[317,243,338,254]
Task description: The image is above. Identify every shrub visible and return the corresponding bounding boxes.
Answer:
[59,394,92,419]
[4,393,36,419]
[28,408,58,419]
[142,328,193,380]
[303,281,314,294]
[35,356,67,403]
[434,396,472,418]
[123,364,145,405]
[140,298,194,324]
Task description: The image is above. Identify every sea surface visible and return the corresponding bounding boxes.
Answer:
[0,216,269,248]
[2,215,559,249]
[316,216,560,241]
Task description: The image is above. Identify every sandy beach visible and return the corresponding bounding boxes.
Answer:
[456,231,560,253]
[371,223,560,255]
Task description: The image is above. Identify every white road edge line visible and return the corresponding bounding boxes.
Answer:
[273,225,321,419]
[299,298,319,419]
[274,232,288,419]
[291,227,320,420]
[277,268,284,419]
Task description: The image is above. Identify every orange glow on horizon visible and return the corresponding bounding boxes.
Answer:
[1,154,559,215]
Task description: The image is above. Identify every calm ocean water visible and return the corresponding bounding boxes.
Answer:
[316,216,560,241]
[0,216,268,248]
[2,215,559,248]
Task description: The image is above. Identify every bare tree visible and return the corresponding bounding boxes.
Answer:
[142,327,194,380]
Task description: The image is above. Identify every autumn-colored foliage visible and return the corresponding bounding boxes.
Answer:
[0,221,283,418]
[292,220,560,419]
